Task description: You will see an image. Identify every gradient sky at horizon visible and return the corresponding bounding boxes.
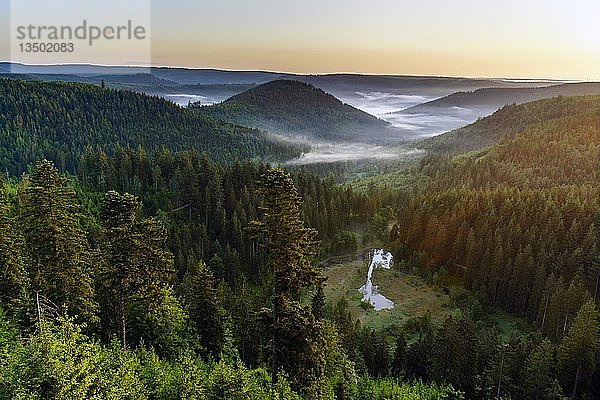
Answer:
[2,0,599,80]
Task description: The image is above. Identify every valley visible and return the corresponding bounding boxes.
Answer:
[3,0,600,394]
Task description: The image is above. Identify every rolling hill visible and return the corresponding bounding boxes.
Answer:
[193,79,397,142]
[390,82,600,124]
[0,78,303,174]
[381,82,600,139]
[417,94,600,155]
[406,82,600,111]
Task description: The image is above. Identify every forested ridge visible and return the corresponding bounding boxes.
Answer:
[387,95,600,398]
[400,82,600,115]
[0,78,302,175]
[194,80,392,141]
[420,94,600,155]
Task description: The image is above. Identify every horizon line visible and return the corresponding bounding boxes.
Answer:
[1,61,588,83]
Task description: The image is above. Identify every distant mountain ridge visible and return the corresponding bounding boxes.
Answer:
[194,80,396,142]
[2,62,564,100]
[396,82,600,115]
[418,94,600,155]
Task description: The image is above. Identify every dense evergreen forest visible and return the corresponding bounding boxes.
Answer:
[389,95,600,399]
[421,95,600,155]
[193,80,393,141]
[0,79,302,175]
[0,79,599,399]
[0,158,457,399]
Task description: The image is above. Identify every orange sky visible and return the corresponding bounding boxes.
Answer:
[3,0,600,80]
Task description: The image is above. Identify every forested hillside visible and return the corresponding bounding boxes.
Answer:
[386,95,600,398]
[0,78,302,174]
[194,80,393,141]
[419,94,600,154]
[77,147,400,280]
[0,158,458,399]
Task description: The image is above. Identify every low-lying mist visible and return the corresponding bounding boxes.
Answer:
[345,92,435,116]
[164,94,219,106]
[169,89,492,165]
[278,91,486,166]
[284,142,416,166]
[339,91,486,138]
[383,106,483,137]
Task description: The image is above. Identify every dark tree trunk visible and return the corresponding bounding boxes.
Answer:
[119,286,126,350]
[571,364,580,399]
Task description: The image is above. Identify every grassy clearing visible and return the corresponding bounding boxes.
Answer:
[323,259,454,330]
[323,258,532,336]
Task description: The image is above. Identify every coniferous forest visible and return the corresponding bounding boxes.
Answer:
[0,77,598,400]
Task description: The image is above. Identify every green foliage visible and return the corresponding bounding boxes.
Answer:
[0,317,148,399]
[393,96,599,332]
[0,182,28,319]
[98,190,174,348]
[0,315,305,399]
[370,206,396,240]
[250,168,328,392]
[391,334,407,378]
[421,94,600,155]
[430,314,480,398]
[329,230,359,257]
[128,287,189,358]
[20,160,97,324]
[0,78,302,175]
[355,377,464,400]
[78,148,380,290]
[181,261,226,358]
[311,284,326,320]
[250,168,321,298]
[523,338,556,400]
[391,91,600,397]
[356,328,391,378]
[557,301,600,398]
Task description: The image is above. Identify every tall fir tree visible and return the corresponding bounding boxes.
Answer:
[98,190,174,349]
[524,338,555,400]
[0,179,28,318]
[181,260,225,358]
[248,168,325,392]
[558,300,600,399]
[20,160,96,324]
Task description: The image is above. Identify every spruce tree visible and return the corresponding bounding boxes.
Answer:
[182,261,225,358]
[0,179,28,317]
[248,168,324,391]
[558,300,600,399]
[311,282,326,320]
[20,160,96,323]
[391,333,407,378]
[524,338,554,400]
[98,190,174,349]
